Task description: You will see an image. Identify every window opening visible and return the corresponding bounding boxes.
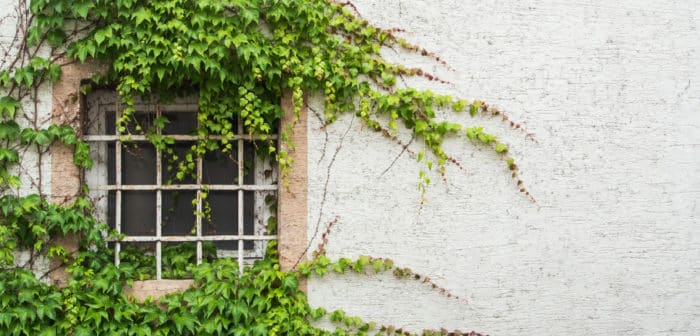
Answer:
[84,90,277,279]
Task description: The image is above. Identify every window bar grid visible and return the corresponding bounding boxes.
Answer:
[95,102,279,278]
[237,119,244,274]
[155,105,163,280]
[114,107,122,266]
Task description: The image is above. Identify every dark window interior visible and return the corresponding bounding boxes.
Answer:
[100,110,255,250]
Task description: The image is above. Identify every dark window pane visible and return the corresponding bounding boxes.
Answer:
[123,144,157,185]
[202,149,237,184]
[162,142,196,184]
[107,143,116,185]
[204,191,254,250]
[162,191,196,236]
[162,112,197,135]
[202,142,255,185]
[126,111,156,134]
[121,191,156,236]
[243,141,255,184]
[105,110,116,135]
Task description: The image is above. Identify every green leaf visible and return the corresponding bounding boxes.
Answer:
[414,120,427,133]
[281,274,298,291]
[132,7,153,26]
[93,26,112,46]
[0,149,19,164]
[0,121,20,140]
[48,64,62,83]
[0,96,20,119]
[495,142,508,153]
[372,259,383,272]
[72,1,94,19]
[469,100,482,116]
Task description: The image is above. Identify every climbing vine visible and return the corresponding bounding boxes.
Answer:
[0,0,536,334]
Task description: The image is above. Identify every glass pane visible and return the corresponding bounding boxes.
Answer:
[105,110,116,135]
[107,143,115,185]
[202,149,237,185]
[243,141,255,184]
[121,191,156,235]
[125,111,156,134]
[122,144,157,185]
[162,142,196,184]
[162,112,197,135]
[202,142,255,185]
[162,191,196,236]
[204,191,254,250]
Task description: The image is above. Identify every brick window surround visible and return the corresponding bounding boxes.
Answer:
[49,61,308,299]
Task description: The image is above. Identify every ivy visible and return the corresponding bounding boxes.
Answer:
[0,0,538,334]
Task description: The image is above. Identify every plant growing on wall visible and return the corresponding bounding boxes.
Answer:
[0,0,532,334]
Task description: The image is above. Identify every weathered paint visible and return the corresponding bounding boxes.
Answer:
[307,1,699,335]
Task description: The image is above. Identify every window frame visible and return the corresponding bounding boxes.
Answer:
[83,90,278,279]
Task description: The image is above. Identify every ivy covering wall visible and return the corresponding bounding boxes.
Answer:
[0,0,535,334]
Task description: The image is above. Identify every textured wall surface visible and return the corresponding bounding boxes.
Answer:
[307,1,699,335]
[2,0,53,278]
[0,0,53,197]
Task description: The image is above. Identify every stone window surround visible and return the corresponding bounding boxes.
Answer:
[49,61,308,299]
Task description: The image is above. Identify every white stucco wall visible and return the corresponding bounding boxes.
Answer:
[307,1,699,335]
[0,0,53,197]
[2,0,53,277]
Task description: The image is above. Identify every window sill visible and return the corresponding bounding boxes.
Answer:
[124,279,194,302]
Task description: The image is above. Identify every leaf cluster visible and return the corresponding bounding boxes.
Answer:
[27,0,524,189]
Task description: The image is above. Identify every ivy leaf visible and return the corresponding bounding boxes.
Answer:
[47,29,67,47]
[132,7,153,26]
[230,303,249,323]
[74,326,92,336]
[469,100,483,116]
[495,142,508,153]
[33,130,52,146]
[414,120,427,134]
[372,259,384,272]
[0,121,20,140]
[250,324,267,336]
[0,149,19,164]
[37,328,57,336]
[93,26,112,46]
[0,97,20,119]
[48,64,62,83]
[72,1,94,19]
[172,314,197,334]
[331,262,345,274]
[281,274,298,291]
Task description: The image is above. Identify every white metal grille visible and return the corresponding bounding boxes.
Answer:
[84,91,277,279]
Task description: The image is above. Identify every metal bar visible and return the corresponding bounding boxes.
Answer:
[155,105,163,280]
[101,103,199,112]
[110,235,278,242]
[84,134,277,142]
[237,119,244,274]
[196,157,203,265]
[89,184,277,191]
[114,106,122,266]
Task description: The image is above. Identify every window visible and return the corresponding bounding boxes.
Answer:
[83,90,277,279]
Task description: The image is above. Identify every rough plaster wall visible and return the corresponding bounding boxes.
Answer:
[307,1,699,335]
[0,0,53,197]
[1,0,53,276]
